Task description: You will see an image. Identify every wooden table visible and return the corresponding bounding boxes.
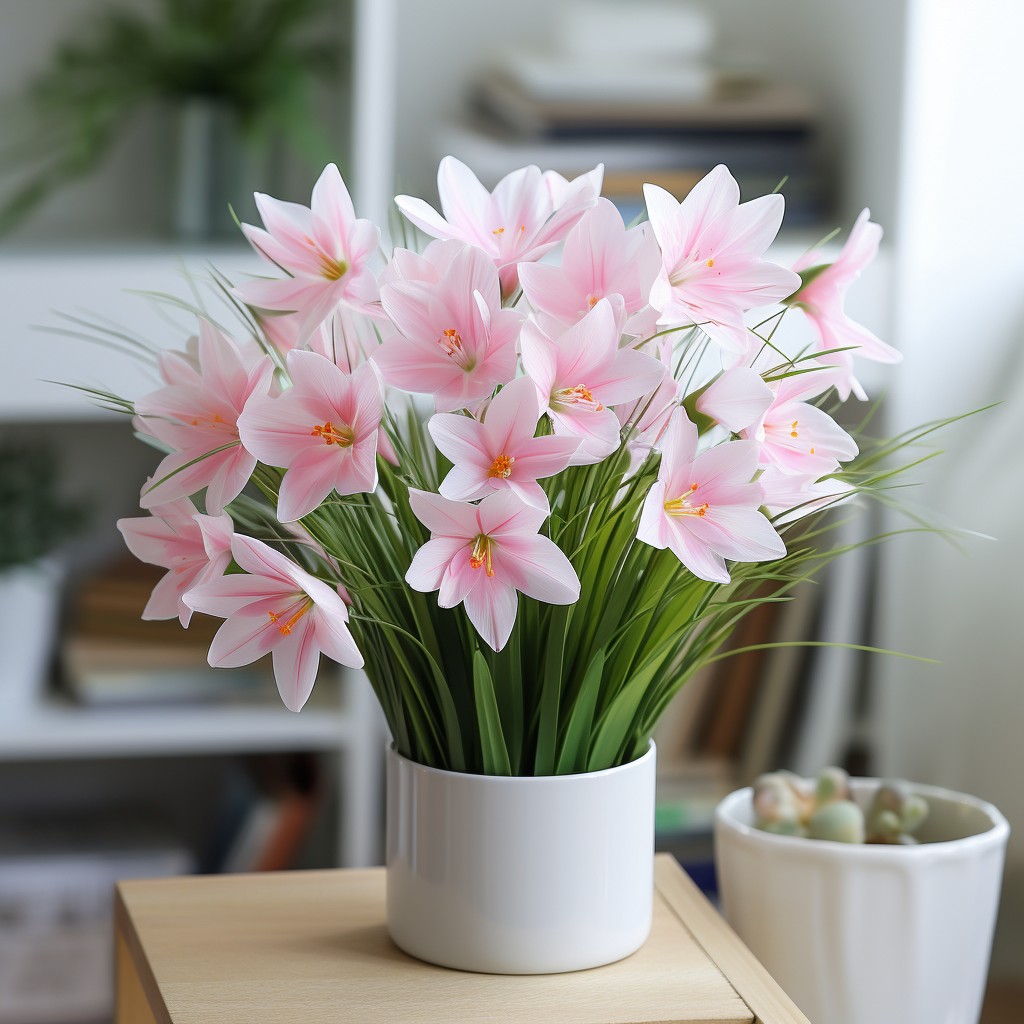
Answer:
[115,853,809,1024]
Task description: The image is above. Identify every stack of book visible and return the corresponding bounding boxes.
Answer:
[448,3,824,223]
[61,558,272,706]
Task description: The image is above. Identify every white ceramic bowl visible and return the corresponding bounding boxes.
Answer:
[715,779,1010,1024]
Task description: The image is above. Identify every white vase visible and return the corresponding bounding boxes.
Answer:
[715,779,1010,1024]
[385,742,656,974]
[0,560,61,720]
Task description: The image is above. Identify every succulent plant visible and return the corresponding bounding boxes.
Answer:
[752,768,929,845]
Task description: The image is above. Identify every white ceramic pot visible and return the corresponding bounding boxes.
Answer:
[715,779,1010,1024]
[385,742,656,974]
[0,560,62,720]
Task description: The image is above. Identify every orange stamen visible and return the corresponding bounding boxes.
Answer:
[706,258,715,268]
[492,227,505,235]
[437,328,473,370]
[268,599,313,636]
[311,420,354,447]
[555,384,604,411]
[488,454,515,479]
[664,483,709,518]
[469,535,495,577]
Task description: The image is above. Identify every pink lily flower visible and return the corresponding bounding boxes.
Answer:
[405,489,580,652]
[394,157,603,296]
[520,298,666,464]
[637,410,786,583]
[519,198,661,340]
[427,375,580,509]
[235,163,381,344]
[374,241,522,412]
[237,351,384,522]
[136,320,274,515]
[759,466,855,526]
[644,165,800,354]
[185,535,363,712]
[789,208,901,400]
[740,368,858,476]
[117,498,233,627]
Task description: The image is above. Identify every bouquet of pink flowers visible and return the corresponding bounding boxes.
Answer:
[112,158,905,776]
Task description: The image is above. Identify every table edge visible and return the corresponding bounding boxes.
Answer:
[653,854,811,1024]
[115,883,174,1024]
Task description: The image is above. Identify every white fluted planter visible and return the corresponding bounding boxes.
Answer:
[715,779,1010,1024]
[385,742,656,974]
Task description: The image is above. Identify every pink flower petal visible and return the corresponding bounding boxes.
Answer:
[312,609,363,670]
[207,600,293,668]
[407,488,479,539]
[475,488,548,539]
[271,616,320,711]
[427,413,490,471]
[393,194,457,240]
[277,445,346,522]
[185,572,295,618]
[697,368,774,433]
[462,577,519,652]
[436,156,494,245]
[406,536,469,593]
[492,534,579,605]
[311,163,356,248]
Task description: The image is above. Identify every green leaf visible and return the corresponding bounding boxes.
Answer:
[555,649,605,774]
[472,650,511,776]
[533,605,569,775]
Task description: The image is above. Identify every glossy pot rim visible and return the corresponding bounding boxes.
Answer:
[387,739,656,785]
[716,777,1010,861]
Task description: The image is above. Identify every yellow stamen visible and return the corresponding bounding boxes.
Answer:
[810,446,816,455]
[268,599,313,636]
[488,454,515,479]
[311,420,354,447]
[706,258,715,268]
[469,534,495,577]
[664,482,709,518]
[318,255,349,281]
[790,419,799,439]
[555,383,604,411]
[493,227,505,235]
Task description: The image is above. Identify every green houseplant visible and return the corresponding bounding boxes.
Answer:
[0,0,345,238]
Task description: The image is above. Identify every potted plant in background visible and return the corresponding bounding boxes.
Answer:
[0,0,343,240]
[715,769,1010,1024]
[74,156,966,975]
[0,444,87,719]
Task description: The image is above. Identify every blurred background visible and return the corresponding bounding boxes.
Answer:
[0,0,1021,1021]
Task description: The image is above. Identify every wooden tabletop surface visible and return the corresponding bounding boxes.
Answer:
[116,854,810,1024]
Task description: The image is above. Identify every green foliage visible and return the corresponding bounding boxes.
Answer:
[240,395,898,777]
[76,278,968,778]
[0,0,346,234]
[0,443,89,571]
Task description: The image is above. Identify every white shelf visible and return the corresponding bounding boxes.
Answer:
[1,244,265,424]
[0,696,355,762]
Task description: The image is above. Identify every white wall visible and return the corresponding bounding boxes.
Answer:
[875,0,1024,970]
